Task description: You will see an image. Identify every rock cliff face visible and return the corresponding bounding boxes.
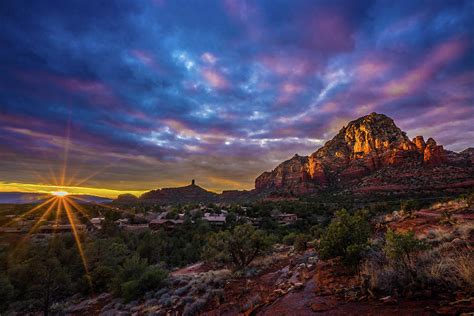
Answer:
[255,113,473,195]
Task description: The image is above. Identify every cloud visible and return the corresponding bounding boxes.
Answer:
[0,0,473,194]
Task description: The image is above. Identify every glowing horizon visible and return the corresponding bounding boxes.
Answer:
[0,181,144,199]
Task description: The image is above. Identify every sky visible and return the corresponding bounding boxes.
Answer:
[0,0,473,197]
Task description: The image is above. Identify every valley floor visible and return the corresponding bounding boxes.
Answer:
[61,200,474,315]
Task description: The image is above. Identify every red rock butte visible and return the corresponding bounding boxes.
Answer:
[255,112,474,196]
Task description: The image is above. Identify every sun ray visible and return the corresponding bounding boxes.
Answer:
[54,196,63,228]
[70,195,117,211]
[8,199,59,259]
[61,199,91,284]
[46,164,59,186]
[65,167,81,187]
[14,199,59,247]
[60,118,71,186]
[26,199,58,234]
[6,197,56,226]
[64,196,92,221]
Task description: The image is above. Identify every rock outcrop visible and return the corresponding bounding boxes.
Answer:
[113,193,139,205]
[139,180,218,204]
[255,113,473,196]
[461,148,474,164]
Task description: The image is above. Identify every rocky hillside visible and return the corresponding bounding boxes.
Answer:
[256,113,474,196]
[139,180,218,204]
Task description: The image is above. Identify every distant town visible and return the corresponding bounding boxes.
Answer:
[0,202,298,238]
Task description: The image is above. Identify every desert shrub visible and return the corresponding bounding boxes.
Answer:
[362,244,474,296]
[202,224,272,269]
[282,232,297,245]
[309,224,325,239]
[383,229,427,268]
[183,298,207,316]
[318,209,371,266]
[90,265,115,293]
[112,255,168,301]
[174,284,190,296]
[158,293,172,307]
[294,234,309,252]
[453,248,474,291]
[138,266,168,293]
[361,227,472,297]
[121,280,140,302]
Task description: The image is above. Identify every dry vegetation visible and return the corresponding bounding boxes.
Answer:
[360,243,473,296]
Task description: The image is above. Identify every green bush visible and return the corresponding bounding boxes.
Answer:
[121,280,140,302]
[117,265,167,301]
[138,266,168,293]
[203,224,272,269]
[282,232,297,245]
[112,255,168,301]
[383,229,427,267]
[309,224,324,239]
[318,209,371,266]
[90,265,115,293]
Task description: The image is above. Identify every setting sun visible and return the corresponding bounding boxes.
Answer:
[52,191,69,197]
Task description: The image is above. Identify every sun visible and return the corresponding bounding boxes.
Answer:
[52,191,69,197]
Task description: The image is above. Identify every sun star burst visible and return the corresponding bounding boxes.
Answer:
[52,190,69,197]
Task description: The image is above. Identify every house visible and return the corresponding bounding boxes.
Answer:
[202,213,227,225]
[149,219,185,231]
[90,217,105,229]
[114,218,129,227]
[121,224,149,232]
[273,213,298,225]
